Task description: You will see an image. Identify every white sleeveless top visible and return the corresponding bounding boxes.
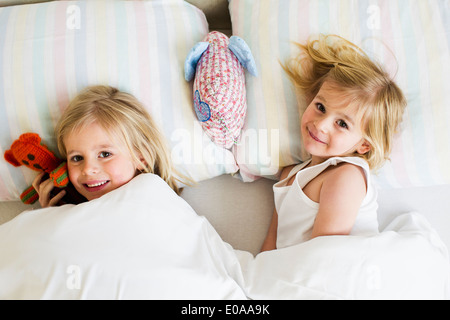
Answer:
[274,157,379,249]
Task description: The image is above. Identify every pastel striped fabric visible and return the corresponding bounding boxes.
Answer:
[0,0,239,201]
[229,0,450,188]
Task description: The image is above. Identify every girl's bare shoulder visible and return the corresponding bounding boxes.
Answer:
[321,162,367,196]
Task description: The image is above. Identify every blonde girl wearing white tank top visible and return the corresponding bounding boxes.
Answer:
[261,35,406,252]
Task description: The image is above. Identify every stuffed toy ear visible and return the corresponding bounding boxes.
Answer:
[228,36,258,76]
[20,132,41,145]
[4,149,21,167]
[184,41,210,81]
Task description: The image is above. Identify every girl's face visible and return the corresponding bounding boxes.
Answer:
[301,81,371,165]
[64,122,140,201]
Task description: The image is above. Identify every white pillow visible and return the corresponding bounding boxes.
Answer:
[0,0,238,201]
[229,0,450,188]
[0,174,247,299]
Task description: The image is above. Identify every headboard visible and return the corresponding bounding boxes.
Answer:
[0,0,232,33]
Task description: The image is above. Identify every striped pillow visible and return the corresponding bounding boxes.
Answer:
[229,0,450,188]
[0,0,238,201]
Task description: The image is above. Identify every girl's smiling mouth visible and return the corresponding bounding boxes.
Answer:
[83,180,110,192]
[308,129,327,144]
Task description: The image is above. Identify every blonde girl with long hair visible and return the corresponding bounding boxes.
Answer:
[33,85,187,207]
[262,35,407,251]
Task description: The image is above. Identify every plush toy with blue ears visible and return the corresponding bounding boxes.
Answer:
[185,31,257,149]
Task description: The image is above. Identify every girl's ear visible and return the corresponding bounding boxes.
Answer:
[356,139,372,155]
[136,153,148,172]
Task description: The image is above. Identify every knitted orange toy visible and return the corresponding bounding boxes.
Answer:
[4,133,70,204]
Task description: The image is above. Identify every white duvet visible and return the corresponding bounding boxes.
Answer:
[237,212,450,299]
[0,174,246,299]
[0,174,448,299]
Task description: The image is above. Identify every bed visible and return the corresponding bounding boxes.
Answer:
[0,0,449,300]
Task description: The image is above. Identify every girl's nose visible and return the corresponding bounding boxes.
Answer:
[315,117,330,133]
[81,159,99,175]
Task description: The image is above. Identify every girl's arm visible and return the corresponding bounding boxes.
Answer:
[260,165,296,252]
[311,163,367,239]
[260,209,278,252]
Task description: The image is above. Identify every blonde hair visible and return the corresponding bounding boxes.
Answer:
[55,85,189,194]
[283,34,407,171]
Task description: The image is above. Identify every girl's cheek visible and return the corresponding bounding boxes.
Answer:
[67,165,78,183]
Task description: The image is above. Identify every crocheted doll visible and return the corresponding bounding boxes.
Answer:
[185,31,257,149]
[4,133,84,205]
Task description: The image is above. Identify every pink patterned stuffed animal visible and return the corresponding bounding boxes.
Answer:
[185,31,257,149]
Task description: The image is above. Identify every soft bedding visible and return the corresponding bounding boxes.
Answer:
[0,0,238,202]
[229,0,450,188]
[0,173,448,299]
[237,213,450,299]
[1,0,449,300]
[0,174,247,299]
